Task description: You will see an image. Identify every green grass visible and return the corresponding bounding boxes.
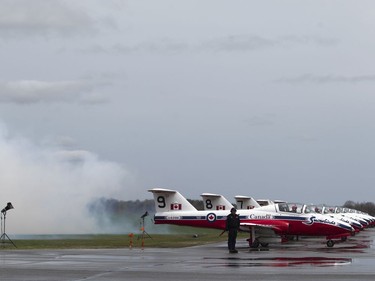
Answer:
[0,231,245,250]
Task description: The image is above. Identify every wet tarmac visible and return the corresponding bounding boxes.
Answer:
[1,229,374,281]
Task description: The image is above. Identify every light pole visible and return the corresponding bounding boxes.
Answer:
[1,202,16,248]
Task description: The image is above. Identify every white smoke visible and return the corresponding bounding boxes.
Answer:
[0,123,135,234]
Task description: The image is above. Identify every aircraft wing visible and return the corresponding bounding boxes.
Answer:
[240,221,289,234]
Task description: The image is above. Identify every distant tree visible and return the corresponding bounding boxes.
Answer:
[343,201,375,216]
[343,200,356,209]
[188,199,204,210]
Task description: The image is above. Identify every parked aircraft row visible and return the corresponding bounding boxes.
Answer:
[148,188,374,248]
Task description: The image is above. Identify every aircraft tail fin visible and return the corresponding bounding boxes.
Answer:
[200,193,234,211]
[148,188,197,213]
[235,195,261,209]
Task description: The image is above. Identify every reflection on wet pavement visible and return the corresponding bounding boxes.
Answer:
[0,229,374,280]
[203,256,352,267]
[200,229,374,268]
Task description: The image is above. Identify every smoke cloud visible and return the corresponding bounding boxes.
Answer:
[0,122,135,234]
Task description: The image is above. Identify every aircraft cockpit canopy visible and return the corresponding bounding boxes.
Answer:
[335,207,343,213]
[313,206,323,214]
[278,203,303,214]
[324,207,335,214]
[342,208,349,213]
[303,205,316,214]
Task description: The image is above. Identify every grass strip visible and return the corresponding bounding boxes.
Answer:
[0,232,246,250]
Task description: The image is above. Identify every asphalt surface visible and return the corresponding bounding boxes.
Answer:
[1,229,374,281]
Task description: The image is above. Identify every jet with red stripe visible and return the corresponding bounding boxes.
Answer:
[149,188,354,248]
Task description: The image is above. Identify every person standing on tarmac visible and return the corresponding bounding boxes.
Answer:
[226,207,240,253]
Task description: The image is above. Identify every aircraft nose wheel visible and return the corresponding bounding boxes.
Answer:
[326,240,335,247]
[249,239,260,248]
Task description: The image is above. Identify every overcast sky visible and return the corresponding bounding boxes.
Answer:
[1,0,375,234]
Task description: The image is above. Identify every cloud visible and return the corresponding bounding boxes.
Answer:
[200,35,338,52]
[81,40,190,55]
[0,122,136,234]
[202,35,276,52]
[0,79,109,104]
[0,0,110,38]
[80,34,338,55]
[279,73,375,84]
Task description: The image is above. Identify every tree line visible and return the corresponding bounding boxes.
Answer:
[88,197,375,218]
[343,201,375,216]
[86,198,375,234]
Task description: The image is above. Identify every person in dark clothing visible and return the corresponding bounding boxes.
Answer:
[226,207,240,253]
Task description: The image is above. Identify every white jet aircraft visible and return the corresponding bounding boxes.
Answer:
[149,188,355,248]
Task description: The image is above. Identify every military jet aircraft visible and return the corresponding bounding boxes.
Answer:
[148,188,354,248]
[303,205,364,233]
[335,207,374,228]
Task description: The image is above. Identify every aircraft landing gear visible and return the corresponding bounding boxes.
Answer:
[247,227,269,249]
[250,238,260,248]
[326,239,335,247]
[248,238,269,248]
